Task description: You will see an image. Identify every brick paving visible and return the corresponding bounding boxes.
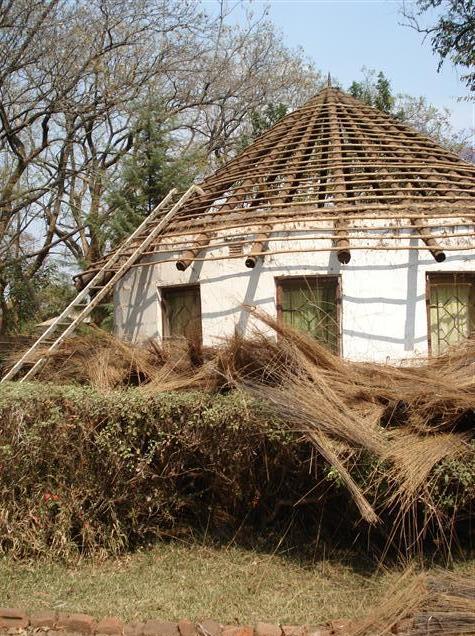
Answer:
[0,608,363,636]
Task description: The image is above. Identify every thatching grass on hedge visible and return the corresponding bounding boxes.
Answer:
[0,379,473,560]
[2,313,475,558]
[224,313,475,544]
[0,384,319,559]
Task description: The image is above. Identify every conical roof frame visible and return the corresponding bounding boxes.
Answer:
[80,85,475,279]
[183,85,475,227]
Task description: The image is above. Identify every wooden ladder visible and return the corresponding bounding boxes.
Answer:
[1,185,204,383]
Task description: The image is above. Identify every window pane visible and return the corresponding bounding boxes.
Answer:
[279,277,339,351]
[162,286,202,342]
[428,274,475,355]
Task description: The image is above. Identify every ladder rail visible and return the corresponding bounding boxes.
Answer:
[1,185,203,383]
[79,188,179,281]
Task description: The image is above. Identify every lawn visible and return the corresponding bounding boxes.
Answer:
[1,541,474,625]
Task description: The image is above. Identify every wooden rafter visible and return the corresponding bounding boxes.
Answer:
[327,89,351,264]
[245,224,273,268]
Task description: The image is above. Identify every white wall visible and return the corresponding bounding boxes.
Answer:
[114,229,475,362]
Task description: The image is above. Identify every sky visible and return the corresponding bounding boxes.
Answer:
[217,0,474,134]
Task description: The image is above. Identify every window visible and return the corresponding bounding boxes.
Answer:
[161,285,202,343]
[427,273,475,355]
[276,276,340,352]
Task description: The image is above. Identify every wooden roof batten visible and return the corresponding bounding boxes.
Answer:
[77,86,475,285]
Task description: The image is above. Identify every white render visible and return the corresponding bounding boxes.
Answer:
[113,222,475,363]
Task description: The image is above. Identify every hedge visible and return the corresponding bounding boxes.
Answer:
[0,383,473,561]
[0,383,316,559]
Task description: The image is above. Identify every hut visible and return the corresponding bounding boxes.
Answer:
[77,86,475,362]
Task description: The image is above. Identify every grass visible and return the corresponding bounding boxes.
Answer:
[1,541,474,625]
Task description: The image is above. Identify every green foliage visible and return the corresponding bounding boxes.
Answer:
[236,102,288,151]
[0,383,304,560]
[250,103,289,138]
[106,102,203,245]
[0,261,75,334]
[432,442,475,510]
[0,382,473,561]
[349,69,394,113]
[407,0,474,92]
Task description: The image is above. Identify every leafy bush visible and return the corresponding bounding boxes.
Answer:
[0,383,310,559]
[0,383,473,561]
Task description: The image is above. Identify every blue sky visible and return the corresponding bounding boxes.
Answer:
[214,0,475,133]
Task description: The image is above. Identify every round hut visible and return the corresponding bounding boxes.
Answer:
[78,86,475,362]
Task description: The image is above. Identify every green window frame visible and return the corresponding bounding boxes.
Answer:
[276,276,340,352]
[161,284,202,343]
[427,272,475,355]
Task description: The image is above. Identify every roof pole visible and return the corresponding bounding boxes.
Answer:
[176,233,210,271]
[245,225,272,268]
[410,216,446,262]
[327,89,351,264]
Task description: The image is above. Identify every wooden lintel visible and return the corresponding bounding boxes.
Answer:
[176,233,210,271]
[245,225,272,268]
[411,217,446,262]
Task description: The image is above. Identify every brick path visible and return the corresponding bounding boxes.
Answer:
[0,608,359,636]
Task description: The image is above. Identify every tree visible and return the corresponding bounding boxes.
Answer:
[394,94,472,153]
[0,0,320,332]
[348,68,473,155]
[402,0,475,92]
[106,103,202,245]
[235,102,289,152]
[0,0,191,329]
[0,0,319,263]
[349,69,394,113]
[0,259,75,334]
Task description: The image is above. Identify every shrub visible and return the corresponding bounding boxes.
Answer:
[0,383,312,559]
[0,382,473,561]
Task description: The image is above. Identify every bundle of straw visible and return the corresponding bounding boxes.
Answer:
[5,312,474,548]
[348,571,475,635]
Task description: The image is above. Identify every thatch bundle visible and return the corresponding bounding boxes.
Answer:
[349,570,475,635]
[3,312,474,555]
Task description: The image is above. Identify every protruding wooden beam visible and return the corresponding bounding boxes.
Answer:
[335,228,351,264]
[176,233,210,271]
[411,217,446,262]
[245,225,272,268]
[73,270,115,291]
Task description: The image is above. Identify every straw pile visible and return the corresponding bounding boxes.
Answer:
[4,313,474,554]
[2,330,210,392]
[216,312,475,537]
[349,570,475,635]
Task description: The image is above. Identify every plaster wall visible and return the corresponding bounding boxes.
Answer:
[113,234,475,362]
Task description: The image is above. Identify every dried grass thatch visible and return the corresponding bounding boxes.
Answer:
[214,312,474,531]
[5,313,475,553]
[3,330,213,391]
[349,570,475,635]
